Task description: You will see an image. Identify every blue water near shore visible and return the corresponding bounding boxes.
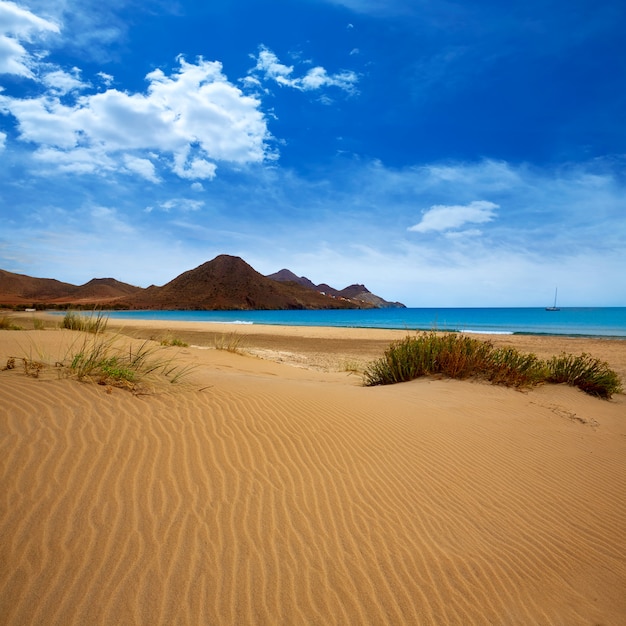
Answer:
[100,307,626,338]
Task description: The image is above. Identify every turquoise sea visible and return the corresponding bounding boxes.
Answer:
[101,308,626,338]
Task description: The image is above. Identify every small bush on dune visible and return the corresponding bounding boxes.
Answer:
[546,353,623,399]
[363,332,622,399]
[485,347,546,388]
[363,332,494,385]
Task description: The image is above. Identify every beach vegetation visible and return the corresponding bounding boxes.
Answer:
[2,332,195,391]
[63,334,194,390]
[545,352,622,399]
[160,336,189,347]
[62,310,108,334]
[342,359,364,374]
[0,315,23,330]
[32,317,46,330]
[213,332,247,353]
[363,332,622,399]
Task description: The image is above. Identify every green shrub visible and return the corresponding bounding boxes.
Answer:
[546,353,623,399]
[363,332,622,399]
[363,332,493,385]
[485,347,546,388]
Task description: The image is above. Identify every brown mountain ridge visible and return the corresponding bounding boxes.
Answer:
[1,255,404,310]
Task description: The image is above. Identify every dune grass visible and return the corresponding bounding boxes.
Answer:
[363,332,622,399]
[160,336,189,347]
[5,329,195,391]
[62,310,108,334]
[0,315,23,330]
[213,332,247,353]
[62,333,194,389]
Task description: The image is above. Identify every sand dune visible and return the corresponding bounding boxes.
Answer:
[1,326,625,624]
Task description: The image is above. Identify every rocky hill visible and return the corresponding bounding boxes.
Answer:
[122,255,371,310]
[0,269,140,306]
[0,256,403,310]
[0,254,400,310]
[267,269,405,308]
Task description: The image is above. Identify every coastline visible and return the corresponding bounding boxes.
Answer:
[33,306,626,338]
[22,311,626,380]
[1,317,625,624]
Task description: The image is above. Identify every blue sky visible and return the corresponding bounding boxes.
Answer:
[1,0,625,306]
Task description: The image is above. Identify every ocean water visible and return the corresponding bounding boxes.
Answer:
[101,307,626,338]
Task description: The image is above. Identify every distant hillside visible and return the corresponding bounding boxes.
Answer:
[120,255,373,310]
[267,269,406,309]
[0,269,140,306]
[0,256,403,310]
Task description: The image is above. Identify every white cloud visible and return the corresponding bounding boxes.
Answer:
[172,152,217,181]
[249,46,359,94]
[42,67,87,94]
[0,1,59,78]
[408,200,499,233]
[17,0,134,60]
[0,130,6,149]
[123,155,160,183]
[33,146,117,174]
[1,56,272,181]
[96,71,114,87]
[158,199,205,212]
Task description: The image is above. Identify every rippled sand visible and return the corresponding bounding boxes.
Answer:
[2,324,625,625]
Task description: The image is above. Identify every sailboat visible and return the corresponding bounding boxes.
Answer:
[545,287,560,311]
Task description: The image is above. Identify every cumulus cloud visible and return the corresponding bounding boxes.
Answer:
[41,67,87,94]
[123,155,160,183]
[408,200,499,233]
[0,130,6,149]
[249,46,359,94]
[1,55,272,181]
[0,0,59,77]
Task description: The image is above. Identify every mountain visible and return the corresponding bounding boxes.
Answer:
[267,269,318,291]
[267,270,406,308]
[120,255,373,310]
[0,269,140,306]
[0,269,76,304]
[0,256,403,310]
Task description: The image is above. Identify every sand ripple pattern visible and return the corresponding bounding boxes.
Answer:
[2,369,626,625]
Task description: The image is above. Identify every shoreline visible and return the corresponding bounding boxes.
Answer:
[10,311,626,380]
[18,307,626,339]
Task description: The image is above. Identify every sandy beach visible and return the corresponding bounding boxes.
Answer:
[1,317,625,625]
